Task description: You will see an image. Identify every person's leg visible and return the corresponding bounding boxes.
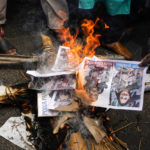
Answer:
[0,0,7,25]
[102,15,125,44]
[100,13,133,59]
[0,0,16,54]
[41,0,69,30]
[0,0,7,36]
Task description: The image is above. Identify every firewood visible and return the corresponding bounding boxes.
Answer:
[84,136,123,150]
[83,116,106,144]
[100,136,123,150]
[68,132,87,150]
[95,54,125,60]
[0,54,39,64]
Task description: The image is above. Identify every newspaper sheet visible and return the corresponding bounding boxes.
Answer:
[52,46,79,71]
[79,57,148,111]
[27,70,75,78]
[47,90,74,110]
[28,73,76,91]
[37,92,59,117]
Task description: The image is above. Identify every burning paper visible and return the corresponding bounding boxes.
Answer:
[52,46,79,71]
[37,92,59,117]
[28,72,76,91]
[78,57,148,111]
[47,90,74,110]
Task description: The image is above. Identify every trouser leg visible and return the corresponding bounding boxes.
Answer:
[41,0,69,29]
[0,0,7,25]
[102,15,126,44]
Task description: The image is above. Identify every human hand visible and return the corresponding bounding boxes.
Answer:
[139,53,150,66]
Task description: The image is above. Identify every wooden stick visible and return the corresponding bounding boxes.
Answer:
[0,54,39,63]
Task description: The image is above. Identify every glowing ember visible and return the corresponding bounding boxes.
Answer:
[109,136,114,141]
[91,106,95,112]
[106,116,110,121]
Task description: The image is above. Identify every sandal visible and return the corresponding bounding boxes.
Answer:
[0,38,17,55]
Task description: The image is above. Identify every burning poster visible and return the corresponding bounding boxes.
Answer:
[52,46,79,71]
[28,72,76,91]
[79,57,114,108]
[79,57,148,111]
[109,62,147,111]
[47,90,74,110]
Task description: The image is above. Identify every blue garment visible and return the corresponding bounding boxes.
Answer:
[78,0,131,16]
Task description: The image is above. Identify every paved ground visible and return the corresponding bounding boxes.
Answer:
[0,1,150,150]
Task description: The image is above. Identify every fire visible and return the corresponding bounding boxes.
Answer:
[91,106,95,112]
[22,103,28,107]
[56,18,101,64]
[104,23,109,29]
[56,16,109,104]
[109,127,114,134]
[106,116,110,121]
[109,136,114,141]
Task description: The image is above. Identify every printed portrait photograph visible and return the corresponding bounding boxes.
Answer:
[84,64,111,101]
[110,68,144,108]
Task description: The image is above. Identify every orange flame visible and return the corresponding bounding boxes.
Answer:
[109,136,114,141]
[91,106,95,112]
[109,127,114,134]
[22,103,28,107]
[56,18,101,64]
[104,23,109,29]
[106,116,110,121]
[56,16,110,105]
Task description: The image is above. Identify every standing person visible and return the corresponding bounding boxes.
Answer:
[0,0,16,54]
[78,0,133,59]
[40,0,69,30]
[0,0,7,36]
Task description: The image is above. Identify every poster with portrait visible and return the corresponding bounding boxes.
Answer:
[79,57,114,108]
[109,62,147,110]
[79,57,148,111]
[47,90,74,110]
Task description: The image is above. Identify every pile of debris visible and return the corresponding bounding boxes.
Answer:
[0,33,130,150]
[0,18,149,149]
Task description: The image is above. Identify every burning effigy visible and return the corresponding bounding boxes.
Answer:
[0,17,149,150]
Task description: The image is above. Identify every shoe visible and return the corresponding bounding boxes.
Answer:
[105,41,133,59]
[0,38,17,55]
